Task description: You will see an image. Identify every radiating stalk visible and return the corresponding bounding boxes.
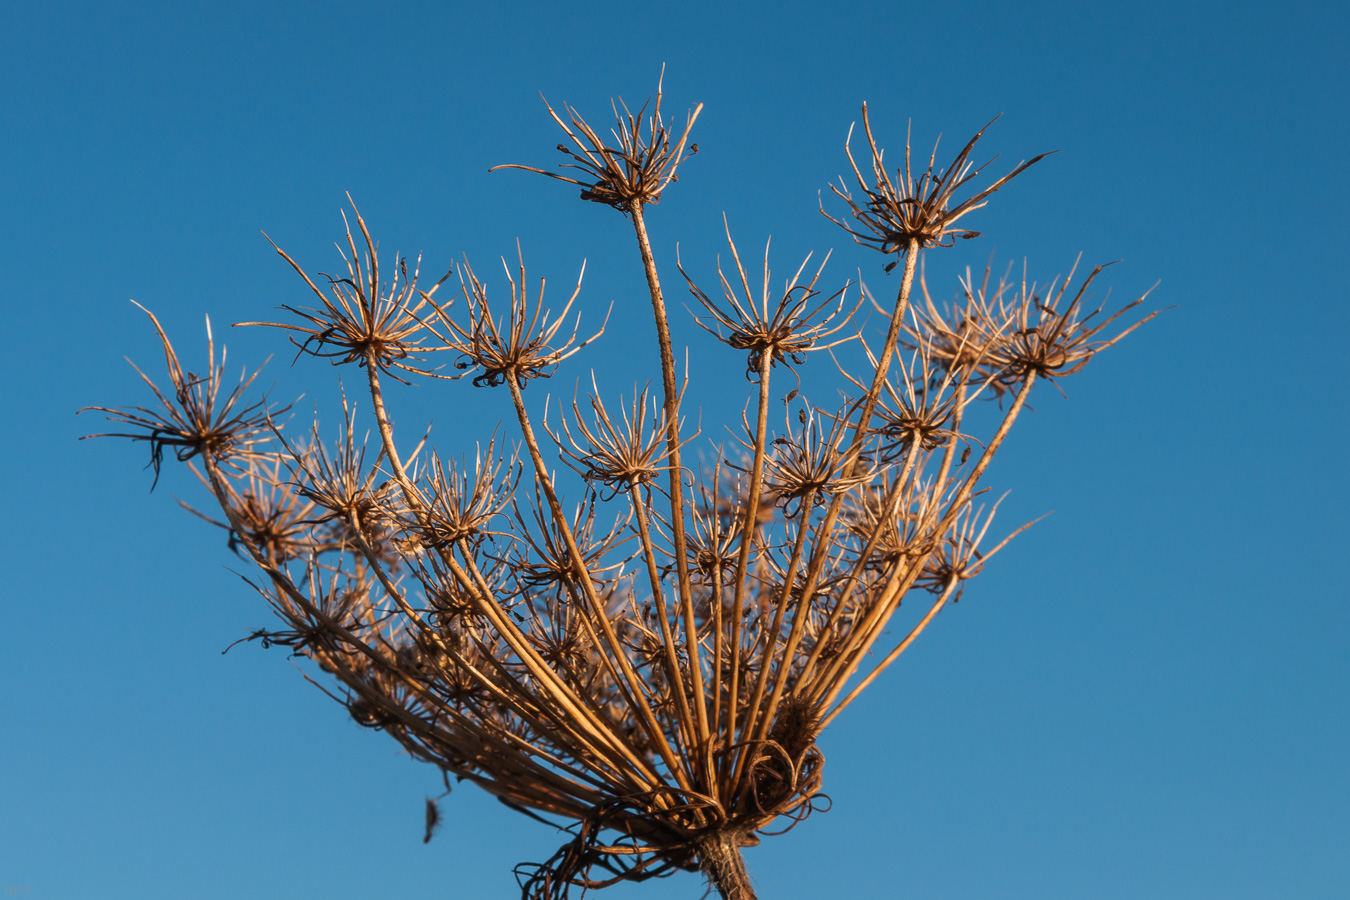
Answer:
[793,435,925,688]
[818,371,1039,707]
[821,575,961,726]
[628,201,711,758]
[725,351,774,780]
[777,240,922,639]
[630,483,698,754]
[507,374,695,793]
[360,349,660,785]
[731,487,816,798]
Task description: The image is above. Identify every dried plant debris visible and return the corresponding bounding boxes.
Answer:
[86,73,1155,900]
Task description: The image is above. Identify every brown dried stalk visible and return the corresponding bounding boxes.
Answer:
[86,75,1154,900]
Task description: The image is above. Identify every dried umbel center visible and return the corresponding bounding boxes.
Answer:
[87,74,1155,900]
[549,384,679,496]
[413,443,518,551]
[80,305,278,485]
[992,260,1157,388]
[755,406,873,515]
[213,462,321,564]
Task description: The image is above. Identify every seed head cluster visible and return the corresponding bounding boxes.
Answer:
[86,75,1153,900]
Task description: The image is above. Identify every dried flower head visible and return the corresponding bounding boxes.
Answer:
[441,251,604,389]
[914,495,1037,600]
[686,467,744,583]
[80,303,278,486]
[991,259,1159,390]
[824,106,1052,269]
[840,472,941,570]
[524,590,605,686]
[754,404,874,516]
[548,380,689,498]
[281,395,398,531]
[87,81,1158,900]
[844,333,978,459]
[902,263,1017,392]
[414,438,520,551]
[184,455,325,564]
[680,222,858,380]
[511,487,630,597]
[491,69,702,211]
[241,199,453,383]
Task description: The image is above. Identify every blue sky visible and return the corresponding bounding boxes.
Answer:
[3,1,1347,897]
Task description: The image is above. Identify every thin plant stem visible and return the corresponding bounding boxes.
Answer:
[507,373,696,793]
[629,483,699,757]
[628,200,711,764]
[821,575,960,727]
[726,351,774,780]
[779,240,922,641]
[731,487,817,798]
[361,348,661,784]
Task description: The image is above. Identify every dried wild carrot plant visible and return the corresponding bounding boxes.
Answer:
[85,75,1154,900]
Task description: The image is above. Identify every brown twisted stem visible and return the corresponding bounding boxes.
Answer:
[699,834,758,900]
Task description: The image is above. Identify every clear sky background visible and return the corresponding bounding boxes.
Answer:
[3,1,1347,897]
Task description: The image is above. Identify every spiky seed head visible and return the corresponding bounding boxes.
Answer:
[680,224,858,380]
[491,70,702,211]
[441,253,603,389]
[241,201,455,384]
[824,107,1053,269]
[79,304,279,486]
